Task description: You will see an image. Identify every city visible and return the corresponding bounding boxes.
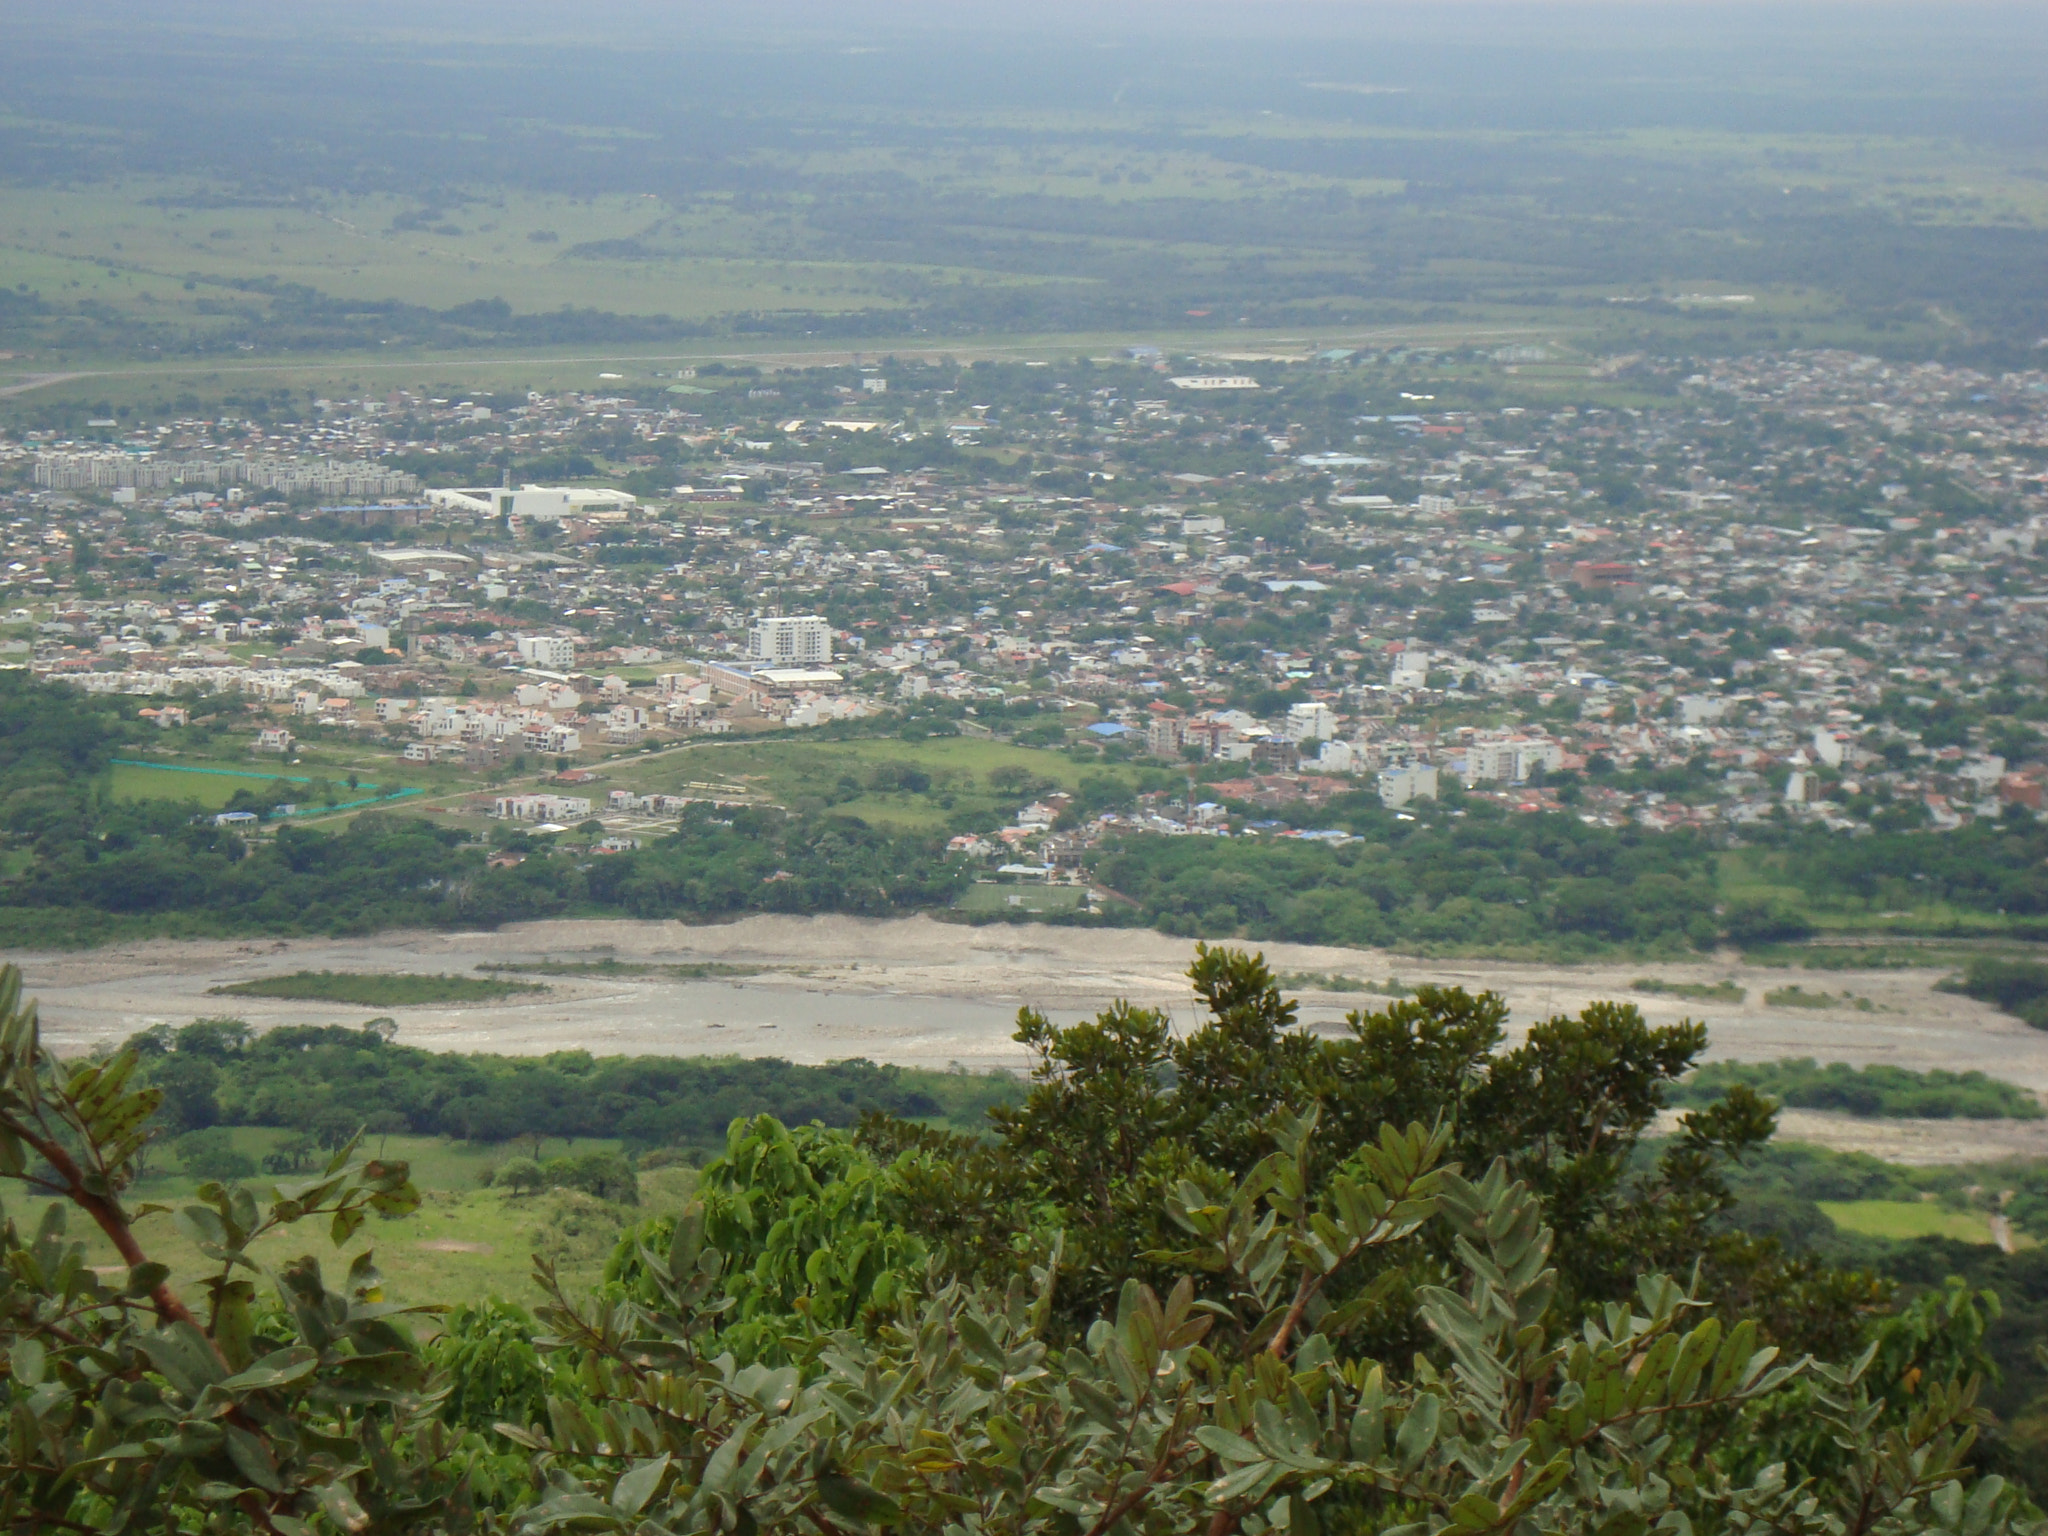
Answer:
[6,344,2044,880]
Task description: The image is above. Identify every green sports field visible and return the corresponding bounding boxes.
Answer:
[109,760,308,809]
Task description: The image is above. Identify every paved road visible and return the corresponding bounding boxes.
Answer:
[0,371,94,398]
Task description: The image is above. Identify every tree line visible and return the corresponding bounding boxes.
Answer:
[125,1015,1014,1159]
[5,676,2046,958]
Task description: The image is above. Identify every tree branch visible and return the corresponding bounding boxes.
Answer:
[11,1119,200,1335]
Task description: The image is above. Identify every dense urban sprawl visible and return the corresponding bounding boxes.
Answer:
[5,346,2047,885]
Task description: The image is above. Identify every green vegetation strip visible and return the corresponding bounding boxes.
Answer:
[1938,959,2048,1030]
[111,759,322,784]
[208,970,548,1006]
[1671,1058,2043,1120]
[1278,971,1413,997]
[1764,984,1876,1012]
[475,959,782,979]
[1633,978,1746,1003]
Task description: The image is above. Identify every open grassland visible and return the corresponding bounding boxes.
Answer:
[1,6,2039,402]
[0,316,1629,419]
[1818,1199,2015,1246]
[1,120,2036,348]
[6,1130,687,1313]
[0,184,947,332]
[106,739,467,821]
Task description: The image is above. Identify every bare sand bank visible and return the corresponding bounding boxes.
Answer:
[9,917,2042,1107]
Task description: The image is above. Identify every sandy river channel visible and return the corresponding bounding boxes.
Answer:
[9,914,2047,1163]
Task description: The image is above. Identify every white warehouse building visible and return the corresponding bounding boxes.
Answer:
[747,615,833,666]
[428,485,637,522]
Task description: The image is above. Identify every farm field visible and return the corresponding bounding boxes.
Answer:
[3,7,2041,401]
[109,756,410,801]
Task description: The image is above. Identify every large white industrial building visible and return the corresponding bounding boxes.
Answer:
[427,485,637,521]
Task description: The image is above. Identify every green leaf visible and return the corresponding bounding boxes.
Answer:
[612,1453,669,1516]
[1931,1481,1965,1530]
[818,1473,904,1525]
[316,1480,373,1534]
[1394,1394,1439,1471]
[9,1336,46,1387]
[137,1320,227,1398]
[124,1261,171,1299]
[221,1347,319,1393]
[1210,1458,1280,1503]
[700,1415,756,1495]
[1450,1492,1502,1530]
[1197,1426,1267,1464]
[1069,1376,1125,1429]
[226,1423,282,1493]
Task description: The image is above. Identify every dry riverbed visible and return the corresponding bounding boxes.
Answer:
[9,915,2045,1161]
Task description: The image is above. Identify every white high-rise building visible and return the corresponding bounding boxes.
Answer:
[1378,763,1439,808]
[1285,701,1336,743]
[748,615,832,666]
[516,635,577,669]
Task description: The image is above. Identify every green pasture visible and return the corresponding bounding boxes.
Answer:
[0,99,2036,410]
[1741,941,2048,971]
[110,753,438,819]
[108,748,444,816]
[1818,1200,2014,1247]
[0,183,949,330]
[0,314,1608,418]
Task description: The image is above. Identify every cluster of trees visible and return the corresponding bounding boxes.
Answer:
[1093,810,1721,955]
[486,1150,641,1203]
[1774,821,2048,925]
[1942,959,2048,1029]
[1671,1059,2045,1121]
[3,950,2041,1533]
[124,1015,1013,1157]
